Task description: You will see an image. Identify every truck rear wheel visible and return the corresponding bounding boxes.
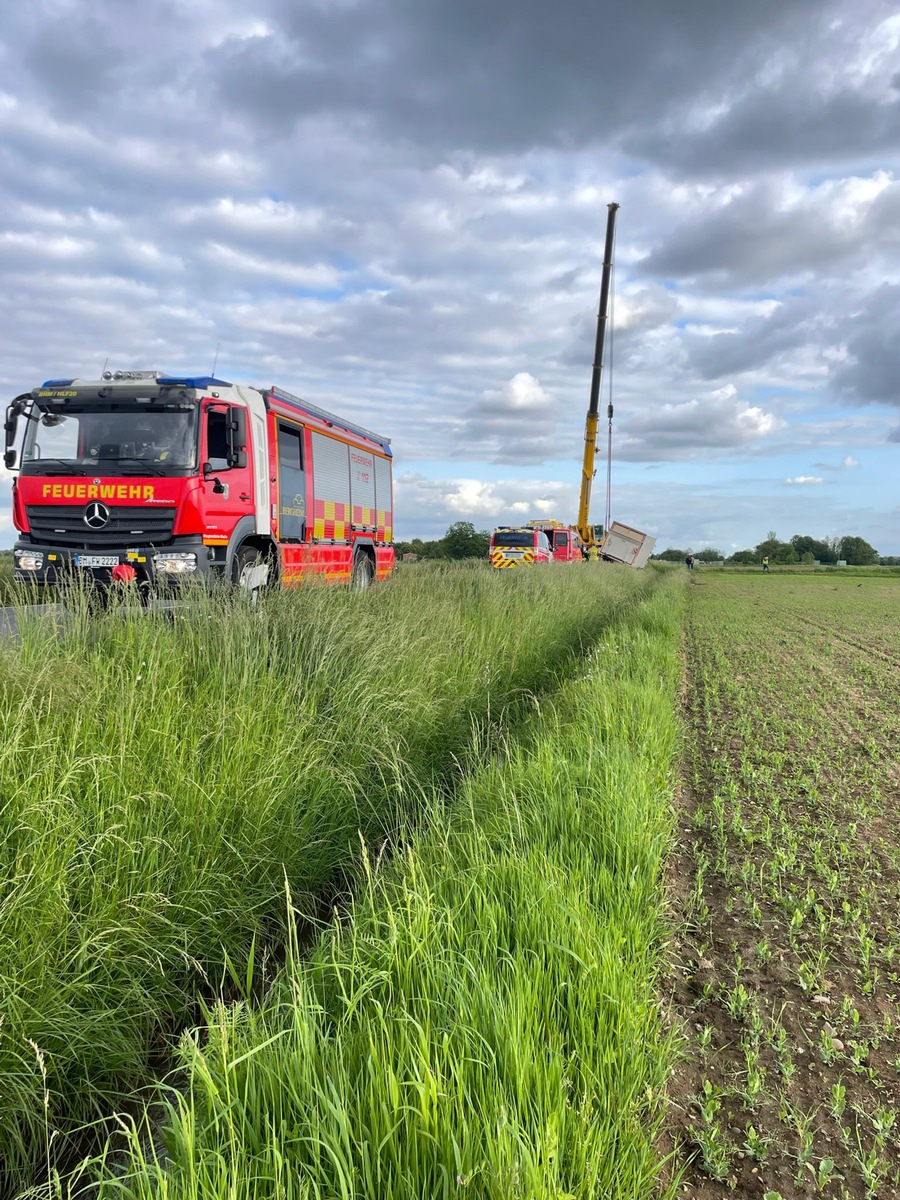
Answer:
[352,551,375,591]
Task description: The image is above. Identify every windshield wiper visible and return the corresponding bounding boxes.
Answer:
[94,457,168,477]
[22,459,89,475]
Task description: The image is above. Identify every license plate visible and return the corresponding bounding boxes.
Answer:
[74,555,119,568]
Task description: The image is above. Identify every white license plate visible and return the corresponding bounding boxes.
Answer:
[74,555,119,568]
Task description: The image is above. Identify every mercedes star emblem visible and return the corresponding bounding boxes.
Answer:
[83,501,111,530]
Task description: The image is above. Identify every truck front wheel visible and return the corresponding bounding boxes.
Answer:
[233,544,272,595]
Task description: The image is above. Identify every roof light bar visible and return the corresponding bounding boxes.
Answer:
[158,376,233,389]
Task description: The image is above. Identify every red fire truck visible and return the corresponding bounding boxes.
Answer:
[3,371,395,591]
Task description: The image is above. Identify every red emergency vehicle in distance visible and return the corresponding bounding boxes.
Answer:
[525,519,583,562]
[3,370,395,591]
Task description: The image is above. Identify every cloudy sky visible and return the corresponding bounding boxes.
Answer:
[2,0,899,553]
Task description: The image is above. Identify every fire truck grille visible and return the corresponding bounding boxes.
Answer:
[26,505,177,548]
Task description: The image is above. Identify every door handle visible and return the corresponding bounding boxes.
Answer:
[239,492,251,501]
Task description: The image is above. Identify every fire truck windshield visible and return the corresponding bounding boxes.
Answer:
[21,407,198,474]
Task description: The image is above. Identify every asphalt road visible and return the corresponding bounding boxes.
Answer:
[0,603,66,641]
[0,599,178,641]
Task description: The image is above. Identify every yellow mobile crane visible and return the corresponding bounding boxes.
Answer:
[504,202,654,570]
[576,201,619,551]
[575,203,656,567]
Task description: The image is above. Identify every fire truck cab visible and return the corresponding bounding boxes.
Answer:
[3,371,395,591]
[489,526,554,569]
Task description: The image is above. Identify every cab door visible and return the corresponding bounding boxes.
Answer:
[201,402,255,540]
[276,420,306,542]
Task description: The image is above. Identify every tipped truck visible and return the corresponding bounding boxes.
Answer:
[598,521,656,568]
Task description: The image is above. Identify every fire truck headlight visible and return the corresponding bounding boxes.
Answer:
[15,552,44,571]
[153,552,198,574]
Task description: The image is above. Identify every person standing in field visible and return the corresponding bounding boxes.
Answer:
[762,555,770,572]
[588,544,599,563]
[685,554,694,571]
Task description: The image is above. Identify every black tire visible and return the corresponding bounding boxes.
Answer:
[352,552,375,591]
[233,544,272,596]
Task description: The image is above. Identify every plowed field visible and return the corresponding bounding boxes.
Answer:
[667,572,900,1198]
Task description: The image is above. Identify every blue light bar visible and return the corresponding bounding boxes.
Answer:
[41,378,76,388]
[158,376,232,389]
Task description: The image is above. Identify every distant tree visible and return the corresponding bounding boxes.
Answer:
[838,535,878,565]
[726,550,757,565]
[395,537,434,558]
[800,551,815,564]
[442,521,491,560]
[651,547,689,563]
[755,535,796,564]
[422,538,449,560]
[754,535,781,562]
[695,547,723,563]
[790,534,833,563]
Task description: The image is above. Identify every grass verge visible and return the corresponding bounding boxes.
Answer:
[78,574,684,1199]
[2,562,658,1191]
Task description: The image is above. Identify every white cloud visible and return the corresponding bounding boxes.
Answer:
[394,472,575,533]
[785,475,825,485]
[619,386,787,461]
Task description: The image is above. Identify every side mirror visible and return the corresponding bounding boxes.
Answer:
[4,395,29,469]
[227,406,248,467]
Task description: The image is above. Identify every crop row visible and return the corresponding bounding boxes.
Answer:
[1,562,658,1193]
[669,573,900,1197]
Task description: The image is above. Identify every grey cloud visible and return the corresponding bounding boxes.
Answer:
[831,283,900,411]
[638,180,866,287]
[628,88,900,179]
[688,296,821,380]
[451,373,559,464]
[619,388,785,461]
[200,0,829,155]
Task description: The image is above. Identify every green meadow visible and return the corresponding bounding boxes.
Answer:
[1,563,680,1196]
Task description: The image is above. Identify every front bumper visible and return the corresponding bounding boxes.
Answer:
[13,538,215,589]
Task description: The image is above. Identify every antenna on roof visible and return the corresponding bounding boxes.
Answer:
[101,357,109,378]
[211,341,220,377]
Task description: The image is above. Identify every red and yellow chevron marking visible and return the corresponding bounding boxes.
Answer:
[312,499,393,543]
[490,548,535,569]
[313,498,350,539]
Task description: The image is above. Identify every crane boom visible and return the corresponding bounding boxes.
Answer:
[576,201,619,548]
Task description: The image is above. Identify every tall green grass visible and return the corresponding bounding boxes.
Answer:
[83,577,683,1200]
[0,550,15,605]
[0,563,657,1191]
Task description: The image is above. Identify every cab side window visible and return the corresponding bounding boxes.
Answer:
[206,409,229,470]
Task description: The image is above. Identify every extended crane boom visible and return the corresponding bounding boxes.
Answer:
[576,201,619,548]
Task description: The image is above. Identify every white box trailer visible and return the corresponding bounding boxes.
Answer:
[599,521,656,568]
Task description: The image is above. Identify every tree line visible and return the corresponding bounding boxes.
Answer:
[395,521,491,560]
[652,532,888,566]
